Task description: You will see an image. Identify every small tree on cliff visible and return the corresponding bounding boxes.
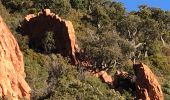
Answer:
[117,14,143,61]
[42,31,56,53]
[84,32,123,70]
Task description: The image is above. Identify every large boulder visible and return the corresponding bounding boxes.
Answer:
[0,16,31,99]
[18,9,78,64]
[133,63,164,100]
[94,71,113,86]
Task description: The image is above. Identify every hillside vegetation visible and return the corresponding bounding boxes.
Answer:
[0,0,170,99]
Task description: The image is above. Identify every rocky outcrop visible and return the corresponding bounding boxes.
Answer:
[94,71,113,86]
[18,9,78,64]
[0,16,31,99]
[133,63,163,100]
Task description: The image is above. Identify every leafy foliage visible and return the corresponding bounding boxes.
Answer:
[47,54,124,100]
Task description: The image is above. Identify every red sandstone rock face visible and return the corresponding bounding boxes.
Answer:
[0,16,31,100]
[19,9,78,64]
[94,71,113,85]
[133,63,163,100]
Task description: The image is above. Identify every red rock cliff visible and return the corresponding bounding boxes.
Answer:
[19,9,78,64]
[133,63,163,100]
[0,16,31,99]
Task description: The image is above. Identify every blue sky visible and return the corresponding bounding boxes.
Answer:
[116,0,170,11]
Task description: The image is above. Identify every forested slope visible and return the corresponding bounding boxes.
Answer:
[0,0,170,99]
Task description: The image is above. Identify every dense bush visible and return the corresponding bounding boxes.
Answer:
[43,31,56,53]
[161,79,170,99]
[24,49,49,98]
[149,54,170,75]
[47,54,124,100]
[25,53,125,100]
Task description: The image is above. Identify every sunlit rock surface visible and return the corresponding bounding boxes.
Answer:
[0,16,31,100]
[133,63,163,100]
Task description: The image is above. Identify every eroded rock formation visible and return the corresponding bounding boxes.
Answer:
[0,16,31,99]
[94,71,113,86]
[18,9,78,64]
[133,63,163,100]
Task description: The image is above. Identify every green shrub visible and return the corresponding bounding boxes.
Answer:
[149,54,170,75]
[40,54,125,100]
[42,31,56,53]
[162,81,170,100]
[70,0,85,10]
[0,1,11,25]
[24,49,49,98]
[1,0,33,12]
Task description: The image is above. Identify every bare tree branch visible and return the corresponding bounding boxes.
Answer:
[144,50,148,58]
[127,29,132,40]
[135,43,143,49]
[132,27,137,36]
[161,35,166,46]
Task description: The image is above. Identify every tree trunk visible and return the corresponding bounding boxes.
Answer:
[144,50,148,58]
[161,35,166,46]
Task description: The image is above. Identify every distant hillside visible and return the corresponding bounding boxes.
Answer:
[0,0,170,99]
